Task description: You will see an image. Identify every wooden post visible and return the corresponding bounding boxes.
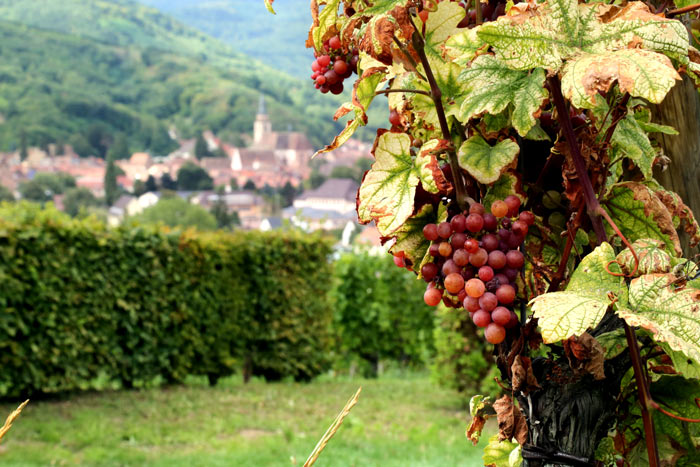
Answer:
[651,75,700,253]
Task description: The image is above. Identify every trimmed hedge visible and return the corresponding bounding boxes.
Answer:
[0,203,333,397]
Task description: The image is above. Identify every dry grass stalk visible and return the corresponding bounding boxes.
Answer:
[303,387,361,467]
[0,399,29,443]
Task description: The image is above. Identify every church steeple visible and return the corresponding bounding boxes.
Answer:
[253,94,272,146]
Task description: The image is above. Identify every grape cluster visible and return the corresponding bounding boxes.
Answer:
[310,35,359,95]
[415,196,534,345]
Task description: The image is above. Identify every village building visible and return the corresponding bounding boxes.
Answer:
[285,178,359,231]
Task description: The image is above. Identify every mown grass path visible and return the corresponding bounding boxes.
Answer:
[0,373,489,466]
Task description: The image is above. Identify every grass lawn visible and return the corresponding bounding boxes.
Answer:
[0,372,491,466]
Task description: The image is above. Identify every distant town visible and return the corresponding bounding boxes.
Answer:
[0,97,380,245]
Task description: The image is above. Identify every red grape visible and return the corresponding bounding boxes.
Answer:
[478,266,494,282]
[519,211,535,226]
[479,292,498,312]
[442,259,460,276]
[329,36,342,49]
[445,273,465,294]
[316,75,327,85]
[318,55,331,67]
[464,238,479,253]
[438,241,452,257]
[453,248,470,266]
[491,200,508,218]
[464,296,480,312]
[501,217,512,228]
[496,284,516,304]
[469,248,488,268]
[504,267,519,281]
[466,278,486,298]
[424,287,443,306]
[466,213,484,233]
[450,214,467,233]
[330,82,344,95]
[481,233,499,252]
[491,306,511,326]
[506,250,525,269]
[462,266,476,280]
[325,70,340,85]
[505,311,520,329]
[389,109,402,126]
[421,262,438,281]
[393,255,405,268]
[494,273,509,285]
[505,195,521,212]
[485,323,506,344]
[311,60,321,72]
[451,232,467,250]
[429,243,440,257]
[320,85,330,94]
[458,289,467,303]
[512,220,528,237]
[488,250,507,269]
[483,213,498,231]
[469,203,485,215]
[334,59,348,75]
[423,223,439,241]
[507,233,523,249]
[473,310,492,328]
[437,222,452,239]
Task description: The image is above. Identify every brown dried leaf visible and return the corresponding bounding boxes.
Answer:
[654,188,700,248]
[466,416,487,446]
[564,332,606,380]
[493,395,529,445]
[511,355,540,395]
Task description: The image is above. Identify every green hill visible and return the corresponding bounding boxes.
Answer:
[0,0,353,154]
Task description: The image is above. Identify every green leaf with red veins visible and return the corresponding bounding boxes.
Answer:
[415,139,452,194]
[424,1,465,59]
[560,49,680,109]
[312,0,342,50]
[482,172,525,212]
[445,28,486,66]
[315,68,387,157]
[530,243,627,343]
[457,135,519,184]
[617,273,700,364]
[389,203,444,268]
[604,182,682,256]
[358,132,420,236]
[458,56,547,136]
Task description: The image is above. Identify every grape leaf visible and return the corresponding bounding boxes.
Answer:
[467,395,495,445]
[617,273,700,364]
[530,243,626,343]
[315,68,387,157]
[415,139,452,194]
[457,135,519,184]
[653,188,700,248]
[596,328,627,359]
[357,132,420,236]
[458,56,547,136]
[604,182,682,256]
[353,0,409,16]
[424,1,465,59]
[388,203,440,267]
[483,435,522,467]
[659,343,700,380]
[483,172,525,211]
[445,27,485,66]
[634,108,678,135]
[560,49,680,109]
[608,114,657,179]
[651,376,700,453]
[615,238,672,277]
[312,0,342,50]
[359,6,414,64]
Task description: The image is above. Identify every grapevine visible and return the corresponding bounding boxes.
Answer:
[297,0,700,464]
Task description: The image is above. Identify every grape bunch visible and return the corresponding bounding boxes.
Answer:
[310,35,359,95]
[414,195,534,345]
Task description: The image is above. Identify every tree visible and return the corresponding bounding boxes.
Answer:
[210,189,235,230]
[230,178,239,191]
[19,172,76,202]
[63,187,99,217]
[69,133,93,158]
[194,133,211,160]
[160,172,177,190]
[104,153,119,206]
[307,169,326,190]
[19,130,28,161]
[243,179,256,191]
[279,181,296,207]
[130,197,217,230]
[305,1,700,464]
[176,162,213,191]
[144,175,158,193]
[132,179,146,197]
[0,184,14,202]
[329,165,356,180]
[107,133,130,161]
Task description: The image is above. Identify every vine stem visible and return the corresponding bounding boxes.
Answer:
[375,88,432,97]
[547,76,608,244]
[667,2,700,16]
[547,205,584,292]
[410,24,469,210]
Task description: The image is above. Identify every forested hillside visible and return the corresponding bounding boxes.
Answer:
[0,0,358,154]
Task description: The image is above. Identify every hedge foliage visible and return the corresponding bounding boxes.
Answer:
[0,202,333,397]
[331,251,435,376]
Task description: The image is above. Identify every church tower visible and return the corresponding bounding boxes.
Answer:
[253,95,272,146]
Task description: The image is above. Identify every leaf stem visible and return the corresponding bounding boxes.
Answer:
[667,2,700,16]
[624,323,660,467]
[411,28,469,210]
[392,35,427,81]
[548,76,608,243]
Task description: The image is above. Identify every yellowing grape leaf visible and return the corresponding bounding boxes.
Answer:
[530,243,626,343]
[467,395,495,446]
[476,0,688,107]
[311,0,342,50]
[415,139,452,194]
[560,49,680,109]
[445,28,486,66]
[604,182,682,256]
[483,435,522,467]
[424,1,465,59]
[315,68,387,157]
[458,56,547,136]
[618,274,700,364]
[457,135,519,184]
[358,132,419,236]
[615,239,672,277]
[389,203,440,267]
[653,188,700,248]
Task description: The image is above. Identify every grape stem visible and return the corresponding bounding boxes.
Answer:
[409,21,469,210]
